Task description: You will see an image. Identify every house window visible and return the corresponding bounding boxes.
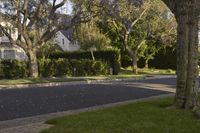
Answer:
[3,50,15,59]
[62,39,65,45]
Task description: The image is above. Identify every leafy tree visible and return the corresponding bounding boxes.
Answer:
[137,0,176,68]
[100,0,200,109]
[99,0,151,73]
[74,20,111,51]
[98,0,176,72]
[133,0,200,109]
[0,0,97,78]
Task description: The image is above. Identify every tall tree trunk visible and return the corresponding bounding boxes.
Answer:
[27,48,39,78]
[125,46,138,74]
[132,50,138,74]
[124,33,138,74]
[174,1,199,109]
[184,6,199,109]
[175,14,189,108]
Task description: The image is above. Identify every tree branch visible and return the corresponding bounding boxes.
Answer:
[131,6,149,28]
[0,24,13,42]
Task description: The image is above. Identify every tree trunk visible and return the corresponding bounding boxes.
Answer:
[125,45,138,74]
[174,1,199,109]
[145,59,149,68]
[132,50,138,74]
[27,48,39,78]
[174,14,189,108]
[123,32,138,74]
[184,7,199,109]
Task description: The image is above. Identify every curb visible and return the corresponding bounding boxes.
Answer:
[0,75,176,90]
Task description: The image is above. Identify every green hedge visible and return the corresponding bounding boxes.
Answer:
[148,47,176,70]
[0,59,108,79]
[49,50,121,75]
[0,60,29,79]
[38,58,72,77]
[38,58,109,77]
[121,47,176,70]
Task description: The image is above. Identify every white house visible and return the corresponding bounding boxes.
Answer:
[0,28,80,61]
[55,29,80,51]
[0,44,27,60]
[0,22,28,60]
[0,21,80,60]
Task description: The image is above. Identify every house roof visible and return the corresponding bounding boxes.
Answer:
[60,28,74,41]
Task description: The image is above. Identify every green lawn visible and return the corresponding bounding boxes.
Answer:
[41,97,200,133]
[0,77,84,85]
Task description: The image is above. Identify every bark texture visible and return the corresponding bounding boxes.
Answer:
[27,48,38,78]
[163,0,199,109]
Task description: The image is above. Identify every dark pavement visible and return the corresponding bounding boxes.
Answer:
[0,77,176,121]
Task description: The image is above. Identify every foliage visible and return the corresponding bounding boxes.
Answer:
[74,20,111,51]
[0,0,99,78]
[97,0,176,73]
[121,53,133,68]
[0,58,108,79]
[38,58,108,77]
[0,63,3,78]
[121,46,176,69]
[38,58,55,77]
[148,46,176,70]
[38,58,72,77]
[37,42,63,59]
[70,59,108,76]
[0,60,29,79]
[50,50,121,75]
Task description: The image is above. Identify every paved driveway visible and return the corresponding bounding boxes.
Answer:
[0,77,176,121]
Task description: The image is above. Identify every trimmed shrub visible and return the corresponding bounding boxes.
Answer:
[121,54,132,68]
[148,47,176,70]
[0,60,29,79]
[120,53,145,68]
[38,59,108,77]
[38,58,55,77]
[49,50,120,75]
[38,58,71,77]
[54,59,72,77]
[121,47,176,70]
[70,59,108,76]
[0,59,109,79]
[0,63,4,79]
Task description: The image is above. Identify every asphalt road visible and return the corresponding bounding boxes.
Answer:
[0,77,176,121]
